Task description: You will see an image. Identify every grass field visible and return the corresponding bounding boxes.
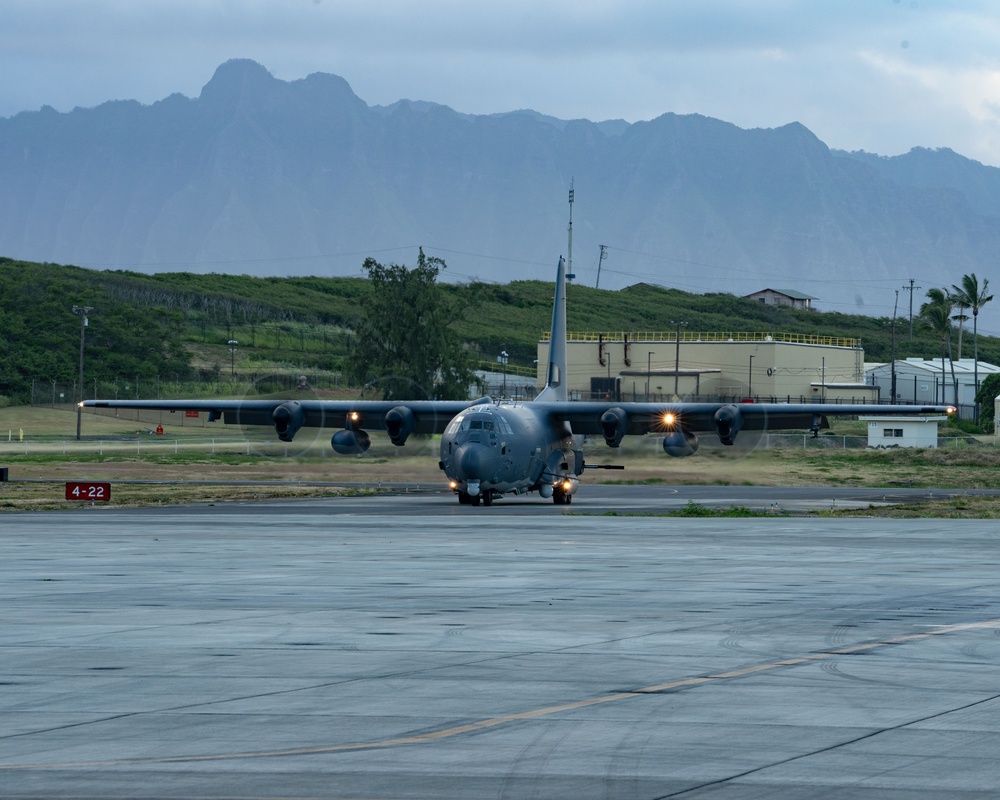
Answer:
[1,405,997,516]
[0,403,244,440]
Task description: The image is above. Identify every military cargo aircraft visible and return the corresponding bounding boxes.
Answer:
[84,256,953,506]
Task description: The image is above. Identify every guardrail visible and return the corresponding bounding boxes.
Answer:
[542,330,861,348]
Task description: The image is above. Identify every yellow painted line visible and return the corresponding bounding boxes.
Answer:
[6,618,1000,771]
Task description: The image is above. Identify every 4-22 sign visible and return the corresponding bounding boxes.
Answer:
[65,482,111,502]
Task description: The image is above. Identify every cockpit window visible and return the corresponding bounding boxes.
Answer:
[466,417,494,431]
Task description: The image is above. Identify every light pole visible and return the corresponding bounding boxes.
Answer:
[671,321,687,396]
[646,351,654,399]
[72,305,93,440]
[499,349,509,398]
[748,354,754,400]
[228,339,238,378]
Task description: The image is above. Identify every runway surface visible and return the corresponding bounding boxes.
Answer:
[48,481,986,516]
[3,490,1000,798]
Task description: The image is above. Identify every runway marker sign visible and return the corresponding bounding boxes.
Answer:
[65,482,111,502]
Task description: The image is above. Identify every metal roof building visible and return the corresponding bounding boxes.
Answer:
[865,358,1000,410]
[744,289,818,310]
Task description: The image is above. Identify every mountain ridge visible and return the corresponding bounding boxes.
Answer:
[2,58,999,330]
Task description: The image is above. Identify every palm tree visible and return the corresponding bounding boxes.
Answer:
[920,289,957,406]
[950,296,969,360]
[950,273,994,420]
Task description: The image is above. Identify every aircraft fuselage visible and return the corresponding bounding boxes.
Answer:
[439,403,582,505]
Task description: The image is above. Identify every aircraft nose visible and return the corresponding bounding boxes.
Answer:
[456,443,499,481]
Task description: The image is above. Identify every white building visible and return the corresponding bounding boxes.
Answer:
[865,358,1000,409]
[859,415,948,448]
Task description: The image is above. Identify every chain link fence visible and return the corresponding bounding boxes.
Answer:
[29,372,348,408]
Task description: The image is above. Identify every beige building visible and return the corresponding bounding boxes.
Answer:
[744,289,817,310]
[537,330,875,403]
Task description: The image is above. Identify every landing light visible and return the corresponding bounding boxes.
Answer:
[349,411,360,422]
[662,412,676,426]
[562,480,572,491]
[449,480,458,490]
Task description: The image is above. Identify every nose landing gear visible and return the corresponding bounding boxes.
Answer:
[456,489,494,506]
[552,484,573,505]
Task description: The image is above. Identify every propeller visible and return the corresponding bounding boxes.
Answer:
[235,373,328,457]
[703,402,768,462]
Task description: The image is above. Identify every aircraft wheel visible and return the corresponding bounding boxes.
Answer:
[457,491,471,505]
[472,493,482,506]
[483,492,493,507]
[565,494,573,505]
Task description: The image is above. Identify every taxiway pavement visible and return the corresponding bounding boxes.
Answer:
[3,491,1000,798]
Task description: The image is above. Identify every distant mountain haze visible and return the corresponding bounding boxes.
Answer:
[3,58,1000,332]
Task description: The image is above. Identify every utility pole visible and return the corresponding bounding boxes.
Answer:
[566,180,575,283]
[72,305,94,441]
[596,244,607,289]
[903,278,921,340]
[890,289,898,403]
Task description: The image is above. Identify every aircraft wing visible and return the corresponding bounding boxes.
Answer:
[540,401,953,441]
[84,397,952,453]
[83,397,490,437]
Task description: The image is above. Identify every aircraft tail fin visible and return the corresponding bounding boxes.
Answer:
[535,256,568,403]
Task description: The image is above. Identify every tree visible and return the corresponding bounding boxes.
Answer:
[950,273,994,421]
[974,373,1000,432]
[347,249,476,400]
[950,295,969,360]
[919,288,957,406]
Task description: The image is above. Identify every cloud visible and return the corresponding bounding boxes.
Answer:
[856,48,1000,162]
[4,1,1000,163]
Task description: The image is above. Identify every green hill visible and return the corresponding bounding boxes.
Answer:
[1,256,990,406]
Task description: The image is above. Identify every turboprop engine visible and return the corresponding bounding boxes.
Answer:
[271,401,304,442]
[600,407,629,447]
[331,428,371,455]
[713,404,744,446]
[384,405,415,446]
[662,430,699,457]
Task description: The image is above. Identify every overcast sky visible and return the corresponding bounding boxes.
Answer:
[4,0,1000,166]
[5,1,1000,331]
